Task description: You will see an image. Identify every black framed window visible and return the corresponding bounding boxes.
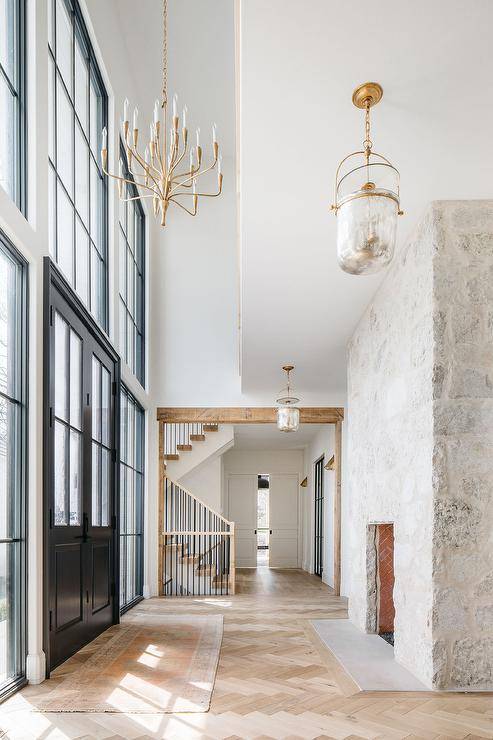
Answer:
[0,0,26,209]
[119,386,144,612]
[48,0,108,329]
[0,230,27,698]
[119,144,145,386]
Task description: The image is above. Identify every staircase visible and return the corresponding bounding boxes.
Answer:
[158,475,236,597]
[160,421,234,481]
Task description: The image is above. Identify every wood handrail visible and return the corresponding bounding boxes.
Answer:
[163,474,233,528]
[163,530,233,536]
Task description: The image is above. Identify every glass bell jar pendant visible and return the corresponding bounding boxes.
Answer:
[276,365,300,432]
[331,82,403,275]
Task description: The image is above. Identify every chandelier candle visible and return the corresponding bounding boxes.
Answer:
[100,0,223,226]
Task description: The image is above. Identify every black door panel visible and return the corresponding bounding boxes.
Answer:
[44,259,120,674]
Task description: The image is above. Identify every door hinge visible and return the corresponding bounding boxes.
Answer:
[49,508,54,528]
[111,514,117,531]
[49,407,53,427]
[112,448,117,464]
[110,582,116,597]
[49,305,54,326]
[112,381,117,397]
[49,610,53,631]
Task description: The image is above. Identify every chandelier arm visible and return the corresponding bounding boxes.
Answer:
[169,134,180,170]
[168,154,219,195]
[168,141,190,177]
[181,182,223,198]
[170,175,193,187]
[102,165,160,196]
[119,193,158,202]
[167,196,197,216]
[126,144,164,195]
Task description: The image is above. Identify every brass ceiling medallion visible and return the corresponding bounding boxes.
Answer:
[351,82,383,109]
[100,0,223,227]
[331,82,403,275]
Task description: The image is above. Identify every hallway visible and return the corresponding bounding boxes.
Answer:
[2,569,493,738]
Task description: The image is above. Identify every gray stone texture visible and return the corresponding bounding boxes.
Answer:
[347,201,493,689]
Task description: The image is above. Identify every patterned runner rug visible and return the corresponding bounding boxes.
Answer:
[33,614,223,713]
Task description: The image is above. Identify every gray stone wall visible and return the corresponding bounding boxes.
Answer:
[432,201,493,689]
[347,200,493,689]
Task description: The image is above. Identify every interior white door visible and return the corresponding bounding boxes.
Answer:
[269,473,299,567]
[227,474,258,567]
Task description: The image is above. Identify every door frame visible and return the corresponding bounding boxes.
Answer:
[43,258,121,675]
[313,455,324,578]
[157,407,343,594]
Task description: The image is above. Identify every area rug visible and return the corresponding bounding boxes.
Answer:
[33,614,223,713]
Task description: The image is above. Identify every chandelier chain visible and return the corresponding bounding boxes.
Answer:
[162,0,168,105]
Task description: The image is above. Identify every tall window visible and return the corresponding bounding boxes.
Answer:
[0,231,27,698]
[119,145,145,386]
[48,0,108,328]
[120,386,144,611]
[0,0,26,208]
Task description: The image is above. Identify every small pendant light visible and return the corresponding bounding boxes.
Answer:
[331,82,403,275]
[276,365,300,432]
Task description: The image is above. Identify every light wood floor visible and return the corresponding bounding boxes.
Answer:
[2,567,493,739]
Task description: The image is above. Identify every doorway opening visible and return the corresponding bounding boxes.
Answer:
[257,474,270,566]
[314,456,324,577]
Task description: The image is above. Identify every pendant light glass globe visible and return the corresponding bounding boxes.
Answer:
[276,365,300,432]
[337,185,398,275]
[277,404,300,432]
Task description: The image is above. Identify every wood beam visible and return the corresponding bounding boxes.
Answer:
[156,407,344,424]
[333,418,342,597]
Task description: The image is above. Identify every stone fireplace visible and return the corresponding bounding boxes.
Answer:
[347,200,493,689]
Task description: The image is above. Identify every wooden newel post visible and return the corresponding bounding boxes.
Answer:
[229,523,236,595]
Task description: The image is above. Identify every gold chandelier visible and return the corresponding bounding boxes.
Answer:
[100,0,223,227]
[331,82,403,274]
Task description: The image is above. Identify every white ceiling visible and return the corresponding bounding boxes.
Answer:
[240,0,493,403]
[233,423,326,450]
[115,0,493,406]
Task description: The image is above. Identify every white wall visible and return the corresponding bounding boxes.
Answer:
[224,449,304,477]
[180,456,223,515]
[150,0,241,407]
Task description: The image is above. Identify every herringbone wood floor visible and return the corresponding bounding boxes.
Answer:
[2,568,493,739]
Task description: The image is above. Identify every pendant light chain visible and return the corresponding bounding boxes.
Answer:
[162,0,168,105]
[363,99,372,159]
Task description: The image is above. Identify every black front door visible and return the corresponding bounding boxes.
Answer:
[314,456,324,578]
[44,260,120,672]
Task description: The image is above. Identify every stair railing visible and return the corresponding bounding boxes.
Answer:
[158,475,235,597]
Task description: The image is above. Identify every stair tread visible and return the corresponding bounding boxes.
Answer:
[177,444,192,451]
[164,453,179,460]
[203,424,219,432]
[190,434,206,441]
